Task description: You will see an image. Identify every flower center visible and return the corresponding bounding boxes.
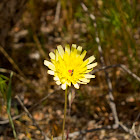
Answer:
[68,70,72,73]
[68,69,74,76]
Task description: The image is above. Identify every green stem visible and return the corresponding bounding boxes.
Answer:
[62,87,68,140]
[7,111,18,140]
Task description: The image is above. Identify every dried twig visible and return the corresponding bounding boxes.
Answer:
[33,35,47,59]
[131,113,140,139]
[0,114,23,125]
[29,89,60,111]
[54,0,61,24]
[15,95,49,140]
[119,65,140,82]
[132,123,140,140]
[0,46,25,78]
[91,64,140,82]
[81,2,119,128]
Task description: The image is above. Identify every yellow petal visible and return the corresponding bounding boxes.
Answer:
[71,44,77,54]
[61,83,67,90]
[48,64,55,71]
[72,44,77,49]
[79,78,90,83]
[56,81,61,85]
[80,59,89,68]
[73,83,79,89]
[65,44,70,55]
[84,74,95,78]
[67,81,71,86]
[77,46,82,54]
[86,56,95,64]
[80,50,87,59]
[55,49,59,61]
[85,69,93,73]
[49,52,55,60]
[57,45,64,57]
[44,60,52,67]
[48,70,54,75]
[87,62,97,69]
[53,76,59,81]
[44,60,55,70]
[61,78,66,83]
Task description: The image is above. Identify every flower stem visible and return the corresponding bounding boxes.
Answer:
[62,87,68,140]
[7,111,18,140]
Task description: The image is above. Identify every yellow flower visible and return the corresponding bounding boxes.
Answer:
[44,44,97,90]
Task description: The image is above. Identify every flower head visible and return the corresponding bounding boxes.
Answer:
[44,44,97,90]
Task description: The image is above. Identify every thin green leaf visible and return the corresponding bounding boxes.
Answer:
[0,74,9,80]
[6,72,13,113]
[0,76,7,97]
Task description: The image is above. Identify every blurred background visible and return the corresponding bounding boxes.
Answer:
[0,0,140,139]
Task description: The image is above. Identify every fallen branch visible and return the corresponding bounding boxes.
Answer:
[81,2,119,128]
[92,64,140,82]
